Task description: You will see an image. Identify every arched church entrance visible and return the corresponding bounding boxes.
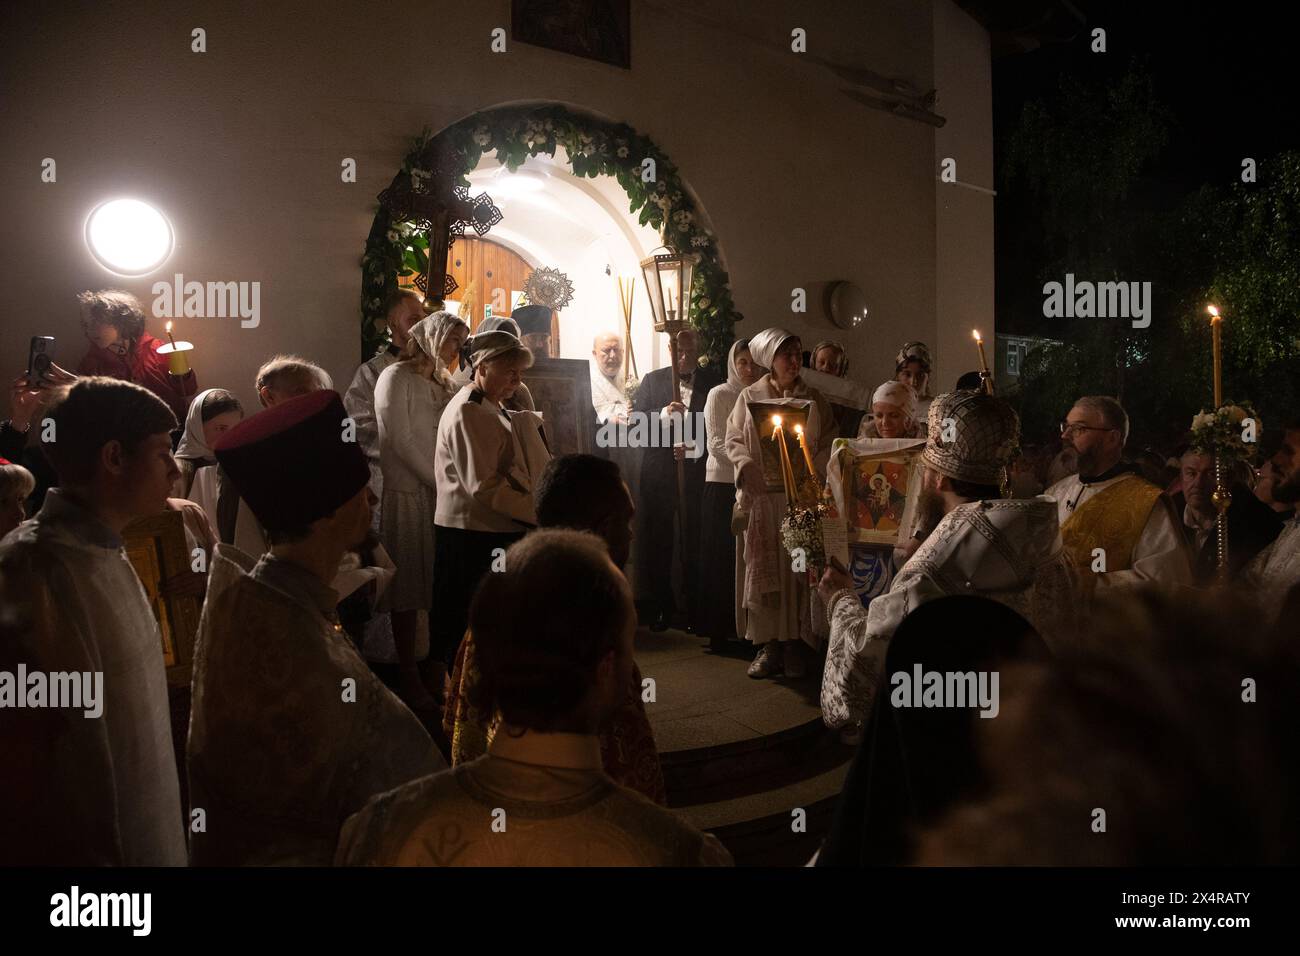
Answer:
[360,102,742,372]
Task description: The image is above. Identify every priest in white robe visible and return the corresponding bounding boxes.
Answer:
[590,331,629,425]
[819,391,1078,738]
[1044,396,1190,591]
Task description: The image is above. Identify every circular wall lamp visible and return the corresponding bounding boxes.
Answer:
[85,198,174,276]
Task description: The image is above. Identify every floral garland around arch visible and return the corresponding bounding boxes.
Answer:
[359,105,742,366]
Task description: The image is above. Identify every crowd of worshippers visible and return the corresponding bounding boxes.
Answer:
[0,287,1297,867]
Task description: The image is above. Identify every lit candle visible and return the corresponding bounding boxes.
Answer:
[159,320,193,376]
[793,423,816,476]
[1207,305,1223,408]
[972,329,993,395]
[770,415,798,504]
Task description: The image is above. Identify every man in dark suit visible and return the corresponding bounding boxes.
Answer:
[631,328,720,632]
[1172,447,1282,584]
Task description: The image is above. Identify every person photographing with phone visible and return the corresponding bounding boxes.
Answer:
[73,289,198,422]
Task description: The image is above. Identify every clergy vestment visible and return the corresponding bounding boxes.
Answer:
[821,496,1077,730]
[0,489,187,865]
[1044,469,1191,589]
[343,346,401,495]
[187,544,444,865]
[1240,515,1300,625]
[336,750,731,866]
[589,361,628,424]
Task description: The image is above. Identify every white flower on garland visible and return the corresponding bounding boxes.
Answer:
[616,143,629,158]
[368,298,382,310]
[472,126,492,147]
[386,229,400,243]
[690,234,709,249]
[409,167,432,190]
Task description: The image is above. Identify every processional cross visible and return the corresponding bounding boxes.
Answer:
[378,141,504,302]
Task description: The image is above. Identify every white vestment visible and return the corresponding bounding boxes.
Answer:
[0,489,187,865]
[590,361,628,425]
[1044,472,1191,589]
[1241,515,1300,625]
[343,348,401,495]
[820,496,1077,729]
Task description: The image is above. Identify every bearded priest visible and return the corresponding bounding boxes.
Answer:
[1044,395,1190,591]
[818,391,1078,741]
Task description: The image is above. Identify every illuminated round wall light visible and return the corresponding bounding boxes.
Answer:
[85,198,175,276]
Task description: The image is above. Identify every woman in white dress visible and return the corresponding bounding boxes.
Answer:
[726,328,837,679]
[375,311,469,710]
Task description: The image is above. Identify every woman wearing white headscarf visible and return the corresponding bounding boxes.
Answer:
[725,328,837,679]
[174,388,243,498]
[174,387,243,551]
[699,339,758,652]
[895,341,934,423]
[452,315,537,412]
[375,310,470,710]
[856,381,923,440]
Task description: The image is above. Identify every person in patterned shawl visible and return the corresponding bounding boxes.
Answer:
[442,454,666,804]
[817,391,1079,742]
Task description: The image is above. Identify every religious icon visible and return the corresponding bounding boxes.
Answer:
[122,511,201,687]
[825,437,924,547]
[851,459,909,535]
[745,398,816,502]
[524,357,598,456]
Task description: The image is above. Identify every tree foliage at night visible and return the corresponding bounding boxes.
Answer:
[1001,61,1300,453]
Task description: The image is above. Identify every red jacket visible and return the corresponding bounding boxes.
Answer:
[76,333,198,423]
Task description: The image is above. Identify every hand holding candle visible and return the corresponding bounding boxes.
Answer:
[158,319,194,377]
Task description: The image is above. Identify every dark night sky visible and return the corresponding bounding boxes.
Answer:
[986,0,1299,334]
[991,0,1298,188]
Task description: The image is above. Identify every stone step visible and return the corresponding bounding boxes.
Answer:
[637,628,850,807]
[679,762,851,866]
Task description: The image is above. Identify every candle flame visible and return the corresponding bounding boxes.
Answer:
[1207,304,1220,318]
[166,320,173,332]
[972,329,982,342]
[771,415,782,427]
[794,424,804,435]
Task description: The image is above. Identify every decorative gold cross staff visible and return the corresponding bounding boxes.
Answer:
[378,141,504,303]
